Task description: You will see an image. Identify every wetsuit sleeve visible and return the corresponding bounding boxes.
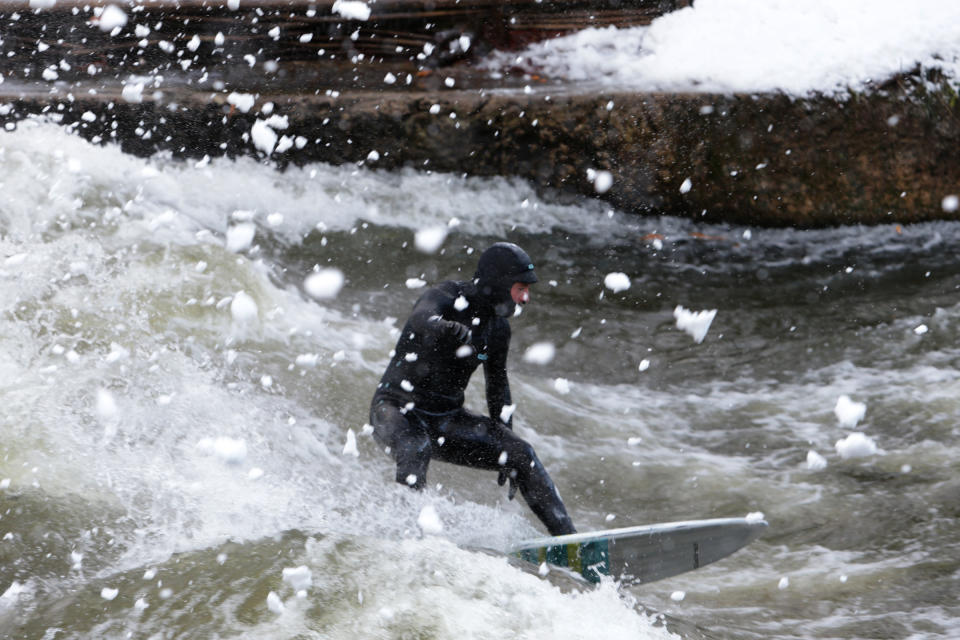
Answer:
[405,285,455,335]
[484,319,513,428]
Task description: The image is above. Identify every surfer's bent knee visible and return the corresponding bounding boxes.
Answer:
[370,397,411,454]
[498,430,538,471]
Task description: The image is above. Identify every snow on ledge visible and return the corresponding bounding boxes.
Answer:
[489,0,960,97]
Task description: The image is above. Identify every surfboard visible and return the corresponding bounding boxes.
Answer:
[509,516,768,585]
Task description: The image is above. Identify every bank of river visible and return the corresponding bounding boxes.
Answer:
[1,2,958,227]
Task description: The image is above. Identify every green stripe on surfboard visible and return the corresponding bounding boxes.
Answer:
[515,539,611,583]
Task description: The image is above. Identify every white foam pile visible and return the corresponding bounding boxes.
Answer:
[332,0,371,21]
[97,5,128,33]
[806,450,828,471]
[588,169,614,194]
[835,432,880,459]
[342,428,360,456]
[495,0,960,96]
[553,378,572,394]
[604,272,631,293]
[304,269,346,300]
[227,92,256,114]
[226,221,257,253]
[196,436,249,465]
[831,394,879,459]
[230,291,260,326]
[417,504,445,535]
[414,226,448,254]
[802,394,877,467]
[282,565,313,597]
[251,116,291,156]
[834,394,866,428]
[523,341,556,365]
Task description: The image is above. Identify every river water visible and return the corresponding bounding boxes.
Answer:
[1,118,959,639]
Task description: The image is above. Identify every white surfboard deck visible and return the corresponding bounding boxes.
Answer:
[509,517,768,585]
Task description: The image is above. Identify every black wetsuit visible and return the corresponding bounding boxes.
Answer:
[370,279,576,536]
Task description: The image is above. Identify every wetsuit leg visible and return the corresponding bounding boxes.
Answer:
[432,410,576,536]
[370,398,431,490]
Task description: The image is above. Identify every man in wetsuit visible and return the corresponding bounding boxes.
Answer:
[370,242,576,536]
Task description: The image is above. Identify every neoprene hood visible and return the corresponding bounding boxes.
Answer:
[475,242,537,286]
[474,242,537,316]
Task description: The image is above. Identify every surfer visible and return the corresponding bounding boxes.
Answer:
[370,242,576,536]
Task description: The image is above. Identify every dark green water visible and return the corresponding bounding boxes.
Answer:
[2,119,959,639]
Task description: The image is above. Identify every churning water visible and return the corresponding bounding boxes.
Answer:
[2,119,960,639]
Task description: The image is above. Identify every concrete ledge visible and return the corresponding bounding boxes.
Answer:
[5,77,958,227]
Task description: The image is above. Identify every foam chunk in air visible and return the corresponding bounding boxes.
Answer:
[834,395,866,428]
[418,504,444,535]
[835,432,879,459]
[523,342,555,365]
[674,306,717,344]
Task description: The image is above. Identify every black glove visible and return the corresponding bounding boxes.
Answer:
[498,468,519,500]
[443,320,472,344]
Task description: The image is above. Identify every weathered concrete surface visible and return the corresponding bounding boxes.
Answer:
[5,76,958,227]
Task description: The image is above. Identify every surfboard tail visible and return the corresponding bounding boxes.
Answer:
[516,538,611,583]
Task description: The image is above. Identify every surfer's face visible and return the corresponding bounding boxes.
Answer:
[510,282,531,306]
